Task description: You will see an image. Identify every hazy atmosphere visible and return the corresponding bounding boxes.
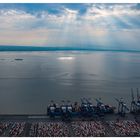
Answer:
[0,3,140,50]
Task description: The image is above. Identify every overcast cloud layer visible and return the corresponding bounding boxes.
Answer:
[0,4,140,50]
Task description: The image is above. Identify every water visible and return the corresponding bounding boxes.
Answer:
[0,51,140,114]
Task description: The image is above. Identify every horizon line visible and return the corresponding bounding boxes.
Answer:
[0,45,140,53]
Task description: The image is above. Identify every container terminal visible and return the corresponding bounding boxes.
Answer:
[0,88,140,137]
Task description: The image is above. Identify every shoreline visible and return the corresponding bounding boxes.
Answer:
[0,113,139,121]
[0,46,140,53]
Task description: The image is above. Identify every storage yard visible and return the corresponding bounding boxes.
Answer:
[0,113,140,137]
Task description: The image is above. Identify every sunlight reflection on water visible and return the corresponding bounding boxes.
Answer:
[57,56,75,60]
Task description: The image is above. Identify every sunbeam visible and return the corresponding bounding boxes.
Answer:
[0,3,140,51]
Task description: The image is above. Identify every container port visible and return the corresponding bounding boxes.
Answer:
[0,88,140,137]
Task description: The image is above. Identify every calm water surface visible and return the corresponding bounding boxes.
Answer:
[0,51,140,114]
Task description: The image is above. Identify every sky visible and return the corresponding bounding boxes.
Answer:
[0,3,140,50]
